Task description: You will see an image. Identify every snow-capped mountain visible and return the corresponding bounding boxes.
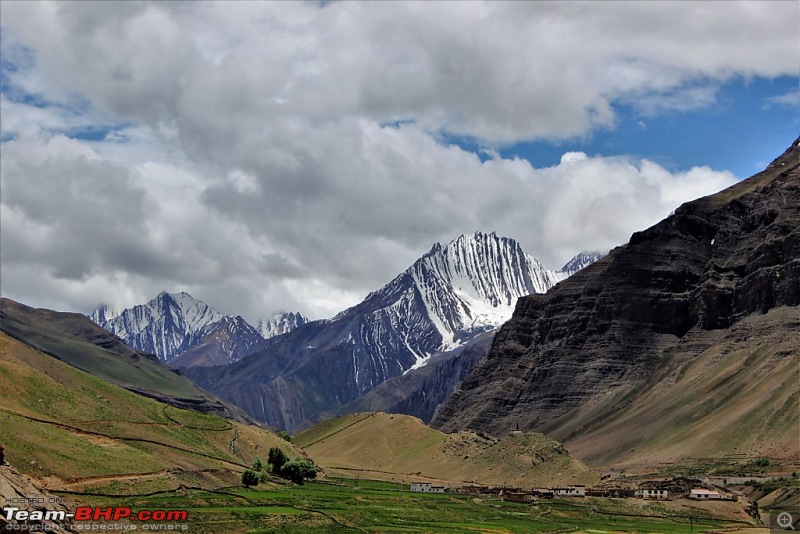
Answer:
[559,250,607,275]
[188,232,596,431]
[257,312,309,339]
[90,291,263,365]
[89,305,119,325]
[405,232,567,355]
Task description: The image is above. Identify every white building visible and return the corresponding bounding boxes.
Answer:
[552,486,586,497]
[689,488,721,500]
[411,483,447,493]
[635,488,669,499]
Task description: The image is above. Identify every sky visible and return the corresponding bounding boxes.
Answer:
[1,1,798,324]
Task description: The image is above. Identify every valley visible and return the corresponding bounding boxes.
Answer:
[2,142,798,532]
[2,2,799,531]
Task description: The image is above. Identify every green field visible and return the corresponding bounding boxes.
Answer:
[69,478,750,533]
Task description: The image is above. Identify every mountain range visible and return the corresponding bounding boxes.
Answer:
[90,292,309,366]
[185,232,601,431]
[433,138,800,469]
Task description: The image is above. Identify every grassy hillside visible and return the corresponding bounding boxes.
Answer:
[0,331,305,494]
[296,412,598,487]
[0,298,230,408]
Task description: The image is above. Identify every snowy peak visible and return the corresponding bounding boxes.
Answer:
[184,232,604,430]
[89,292,258,365]
[408,232,566,351]
[90,292,310,365]
[257,311,309,339]
[89,304,119,325]
[559,250,607,276]
[151,291,226,335]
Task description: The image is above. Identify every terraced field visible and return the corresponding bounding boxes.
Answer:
[78,478,758,533]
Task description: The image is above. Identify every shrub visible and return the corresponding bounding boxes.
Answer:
[278,431,293,442]
[241,469,259,487]
[753,457,770,468]
[252,457,263,471]
[279,459,318,484]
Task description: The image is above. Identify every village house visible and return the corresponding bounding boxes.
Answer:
[689,488,721,500]
[503,491,536,503]
[411,482,447,493]
[459,485,490,495]
[635,488,669,499]
[552,486,586,497]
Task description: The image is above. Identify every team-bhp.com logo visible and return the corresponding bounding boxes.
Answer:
[73,508,187,522]
[4,506,188,531]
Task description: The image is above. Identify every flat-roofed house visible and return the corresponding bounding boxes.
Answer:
[411,483,447,493]
[635,488,669,499]
[552,486,586,497]
[689,488,721,500]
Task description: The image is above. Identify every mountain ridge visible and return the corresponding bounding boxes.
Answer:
[188,232,591,431]
[432,137,800,469]
[90,292,307,366]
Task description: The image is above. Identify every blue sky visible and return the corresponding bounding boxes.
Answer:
[445,75,799,178]
[0,1,798,321]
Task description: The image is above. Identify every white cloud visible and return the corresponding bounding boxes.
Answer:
[0,1,792,321]
[0,120,737,321]
[763,89,800,109]
[3,1,797,143]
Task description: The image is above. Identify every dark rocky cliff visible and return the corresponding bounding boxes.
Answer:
[433,138,800,450]
[331,333,492,424]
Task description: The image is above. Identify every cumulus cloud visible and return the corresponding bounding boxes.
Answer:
[0,1,793,321]
[0,122,737,320]
[4,1,797,144]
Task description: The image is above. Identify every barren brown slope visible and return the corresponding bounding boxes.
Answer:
[295,412,597,487]
[555,306,798,469]
[433,138,800,470]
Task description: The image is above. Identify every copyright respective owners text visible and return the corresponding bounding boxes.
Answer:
[770,508,800,532]
[3,498,189,532]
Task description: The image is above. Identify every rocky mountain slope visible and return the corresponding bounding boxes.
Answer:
[433,138,800,469]
[257,311,309,339]
[90,292,306,367]
[559,250,606,275]
[188,232,580,431]
[332,333,494,424]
